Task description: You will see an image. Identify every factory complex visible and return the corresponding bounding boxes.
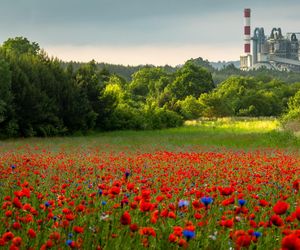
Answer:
[240,8,300,72]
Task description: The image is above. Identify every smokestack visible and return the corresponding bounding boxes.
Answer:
[244,8,251,54]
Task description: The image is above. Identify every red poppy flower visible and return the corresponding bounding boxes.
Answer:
[130,223,139,232]
[168,233,177,243]
[73,226,84,234]
[2,232,14,242]
[236,235,252,248]
[12,237,22,247]
[27,229,36,239]
[281,233,300,250]
[12,197,22,209]
[273,201,289,215]
[120,211,131,225]
[295,207,300,221]
[139,227,156,237]
[270,214,284,227]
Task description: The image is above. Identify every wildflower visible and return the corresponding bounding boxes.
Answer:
[139,227,156,237]
[252,231,262,238]
[120,211,131,225]
[11,165,16,170]
[13,197,22,209]
[73,226,84,233]
[281,233,300,250]
[109,186,120,195]
[49,232,60,241]
[183,230,195,241]
[130,223,139,232]
[44,201,51,208]
[5,211,12,217]
[270,214,284,227]
[259,199,269,207]
[273,201,289,215]
[12,222,21,230]
[28,229,36,238]
[236,235,252,248]
[238,199,246,207]
[66,239,73,246]
[101,201,107,206]
[12,237,22,247]
[219,187,234,196]
[168,233,177,243]
[220,219,234,228]
[125,170,130,178]
[178,200,189,208]
[168,211,176,219]
[295,207,300,221]
[200,197,213,207]
[2,232,14,242]
[140,201,153,212]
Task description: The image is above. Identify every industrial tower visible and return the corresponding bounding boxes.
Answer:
[240,8,300,71]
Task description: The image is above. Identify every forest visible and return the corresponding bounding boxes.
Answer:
[1,37,300,138]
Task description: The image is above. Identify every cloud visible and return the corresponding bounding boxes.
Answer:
[0,0,299,64]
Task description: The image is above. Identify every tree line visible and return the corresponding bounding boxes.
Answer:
[1,37,300,138]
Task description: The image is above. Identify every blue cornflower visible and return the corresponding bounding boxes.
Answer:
[66,239,73,246]
[11,165,16,169]
[178,200,189,208]
[45,201,50,207]
[53,216,57,221]
[101,201,107,205]
[183,230,195,240]
[125,170,130,178]
[98,189,103,195]
[253,231,262,238]
[68,233,73,238]
[238,199,246,206]
[200,197,213,206]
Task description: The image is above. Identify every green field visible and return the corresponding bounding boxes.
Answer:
[1,117,299,152]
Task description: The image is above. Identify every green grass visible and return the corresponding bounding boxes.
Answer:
[1,117,299,152]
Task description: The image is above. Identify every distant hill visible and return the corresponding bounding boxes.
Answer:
[62,58,300,84]
[210,60,240,70]
[62,58,242,81]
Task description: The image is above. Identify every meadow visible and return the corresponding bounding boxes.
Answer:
[0,118,299,249]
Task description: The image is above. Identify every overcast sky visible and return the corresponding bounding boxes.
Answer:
[0,0,299,65]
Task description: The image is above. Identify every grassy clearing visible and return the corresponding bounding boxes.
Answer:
[0,117,299,152]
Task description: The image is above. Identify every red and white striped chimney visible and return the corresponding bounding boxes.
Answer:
[244,8,251,54]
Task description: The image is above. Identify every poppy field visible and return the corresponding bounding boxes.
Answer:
[0,144,299,250]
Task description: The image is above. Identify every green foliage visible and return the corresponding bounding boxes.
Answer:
[199,76,295,117]
[281,89,300,132]
[177,96,202,119]
[167,61,214,100]
[2,36,300,138]
[2,37,40,55]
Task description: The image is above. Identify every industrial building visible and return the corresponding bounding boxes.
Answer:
[240,8,300,71]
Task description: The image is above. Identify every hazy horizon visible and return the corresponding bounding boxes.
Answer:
[1,0,299,66]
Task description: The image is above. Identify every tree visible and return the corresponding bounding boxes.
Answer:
[2,37,40,55]
[0,59,18,137]
[128,67,169,102]
[167,61,214,100]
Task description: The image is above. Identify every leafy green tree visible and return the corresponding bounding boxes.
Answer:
[129,67,170,102]
[177,96,202,119]
[2,37,40,55]
[167,62,214,100]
